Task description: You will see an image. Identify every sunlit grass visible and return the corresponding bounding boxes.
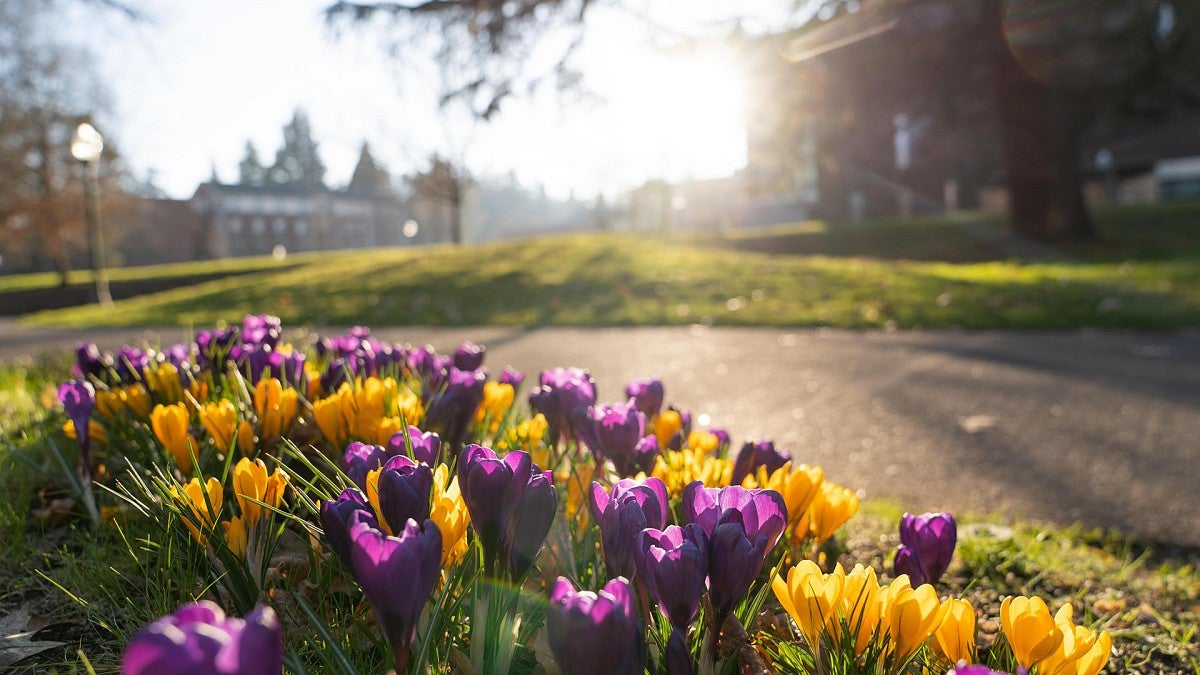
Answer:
[17,231,1200,330]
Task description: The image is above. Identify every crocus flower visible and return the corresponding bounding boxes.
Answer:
[894,512,957,587]
[948,665,1010,675]
[773,559,845,650]
[241,314,281,348]
[808,481,859,544]
[881,576,945,662]
[319,488,376,569]
[1038,603,1111,675]
[74,342,109,380]
[253,378,297,443]
[624,378,664,418]
[590,477,670,579]
[751,462,824,529]
[457,445,531,574]
[498,366,524,391]
[429,464,471,567]
[933,598,976,666]
[578,400,649,477]
[528,367,597,447]
[730,439,790,486]
[666,627,693,675]
[344,442,389,490]
[174,476,223,544]
[683,482,787,621]
[653,407,689,450]
[122,601,283,675]
[424,367,486,447]
[199,400,238,450]
[114,347,151,384]
[635,524,708,629]
[1000,595,1063,671]
[505,468,557,578]
[546,577,645,675]
[474,381,515,434]
[231,457,287,526]
[58,380,96,470]
[841,563,882,656]
[387,426,441,466]
[453,341,485,370]
[151,403,198,473]
[349,517,442,671]
[376,456,434,534]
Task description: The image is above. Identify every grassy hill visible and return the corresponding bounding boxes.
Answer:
[12,204,1200,330]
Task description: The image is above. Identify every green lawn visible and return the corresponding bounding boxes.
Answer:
[11,202,1200,330]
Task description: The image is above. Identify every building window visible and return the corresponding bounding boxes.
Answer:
[252,217,266,235]
[273,217,287,234]
[227,217,242,233]
[295,218,308,236]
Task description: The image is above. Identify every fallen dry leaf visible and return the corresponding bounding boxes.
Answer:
[0,607,66,668]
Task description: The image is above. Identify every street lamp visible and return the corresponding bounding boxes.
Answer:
[71,122,112,307]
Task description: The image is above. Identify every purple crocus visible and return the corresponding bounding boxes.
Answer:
[423,367,486,447]
[578,400,650,477]
[624,378,665,418]
[319,488,377,569]
[547,577,645,675]
[730,439,790,486]
[457,445,532,573]
[632,435,660,475]
[344,442,388,490]
[58,380,96,470]
[666,627,694,675]
[682,482,787,621]
[589,477,670,580]
[241,314,281,348]
[74,342,110,380]
[948,665,1010,675]
[893,512,957,586]
[498,367,524,391]
[709,428,731,456]
[122,601,283,675]
[387,426,442,466]
[453,341,486,371]
[114,347,151,384]
[377,456,434,533]
[635,524,708,630]
[349,517,442,672]
[528,367,597,447]
[504,468,558,578]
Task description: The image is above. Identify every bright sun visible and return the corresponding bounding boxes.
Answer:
[620,46,749,180]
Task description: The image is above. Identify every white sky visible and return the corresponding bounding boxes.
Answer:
[60,1,799,200]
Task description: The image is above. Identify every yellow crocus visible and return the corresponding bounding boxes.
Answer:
[1000,595,1063,671]
[651,447,733,498]
[393,389,424,429]
[474,381,514,433]
[933,597,976,666]
[346,377,388,442]
[313,395,347,446]
[232,457,287,526]
[375,416,404,445]
[429,463,471,568]
[750,461,824,527]
[1038,604,1111,675]
[773,560,846,650]
[224,515,248,559]
[841,563,882,656]
[254,378,298,441]
[500,414,549,457]
[365,467,389,534]
[63,418,108,446]
[96,384,152,421]
[686,430,719,455]
[199,399,238,450]
[148,363,184,404]
[305,363,323,400]
[882,576,945,662]
[808,481,859,544]
[175,476,222,543]
[559,461,596,531]
[151,403,198,473]
[653,409,684,448]
[236,420,256,457]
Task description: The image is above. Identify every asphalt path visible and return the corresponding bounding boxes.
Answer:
[2,319,1198,548]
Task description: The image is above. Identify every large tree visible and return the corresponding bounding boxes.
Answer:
[329,0,1200,241]
[268,109,327,188]
[237,140,268,186]
[0,0,118,280]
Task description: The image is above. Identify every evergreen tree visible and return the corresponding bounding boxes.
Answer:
[237,140,267,186]
[268,109,326,188]
[346,141,393,196]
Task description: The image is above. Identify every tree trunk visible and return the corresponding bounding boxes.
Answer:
[450,179,463,245]
[990,3,1095,241]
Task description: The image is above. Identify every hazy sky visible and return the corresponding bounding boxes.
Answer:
[60,1,798,200]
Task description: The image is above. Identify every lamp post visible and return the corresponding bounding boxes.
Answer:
[71,122,112,307]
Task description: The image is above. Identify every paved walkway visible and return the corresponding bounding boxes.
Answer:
[3,319,1198,548]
